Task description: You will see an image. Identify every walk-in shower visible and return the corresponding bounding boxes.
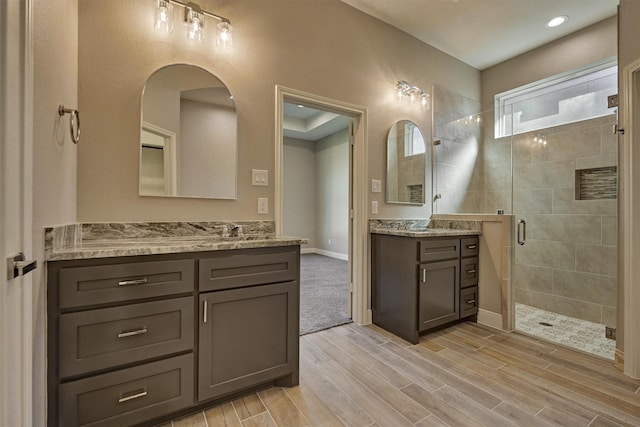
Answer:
[432,67,618,359]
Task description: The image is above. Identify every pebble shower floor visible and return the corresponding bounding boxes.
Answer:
[515,303,615,360]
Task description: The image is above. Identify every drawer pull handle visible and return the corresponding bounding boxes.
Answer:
[117,327,148,338]
[422,269,426,283]
[203,300,208,323]
[118,278,148,286]
[465,299,476,305]
[466,269,477,274]
[118,389,148,404]
[467,244,477,249]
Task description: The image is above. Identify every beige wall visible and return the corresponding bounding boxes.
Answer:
[33,0,79,425]
[481,17,617,111]
[77,0,480,222]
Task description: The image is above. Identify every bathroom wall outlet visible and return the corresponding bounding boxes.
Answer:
[257,197,269,214]
[252,169,268,186]
[371,179,381,193]
[371,200,378,214]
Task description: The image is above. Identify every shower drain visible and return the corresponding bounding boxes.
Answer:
[538,322,554,327]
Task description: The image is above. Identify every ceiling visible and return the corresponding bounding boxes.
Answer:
[340,0,618,70]
[283,102,351,141]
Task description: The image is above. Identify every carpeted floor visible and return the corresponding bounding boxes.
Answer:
[299,253,352,335]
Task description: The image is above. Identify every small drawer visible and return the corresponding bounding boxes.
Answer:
[460,257,479,288]
[59,353,193,427]
[59,259,194,309]
[59,297,194,378]
[418,238,460,262]
[461,237,479,257]
[460,286,479,318]
[199,246,298,292]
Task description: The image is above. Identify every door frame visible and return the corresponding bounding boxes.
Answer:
[1,0,35,424]
[275,86,370,325]
[622,57,640,378]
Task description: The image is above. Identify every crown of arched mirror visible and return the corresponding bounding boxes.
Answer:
[140,64,237,199]
[386,119,426,205]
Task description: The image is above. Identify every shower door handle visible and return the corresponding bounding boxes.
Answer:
[517,219,526,245]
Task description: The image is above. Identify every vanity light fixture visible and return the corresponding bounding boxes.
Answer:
[396,80,430,111]
[153,0,234,50]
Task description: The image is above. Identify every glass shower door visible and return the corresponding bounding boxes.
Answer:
[511,113,618,360]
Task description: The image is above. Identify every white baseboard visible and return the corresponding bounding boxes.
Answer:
[477,309,503,330]
[301,248,348,261]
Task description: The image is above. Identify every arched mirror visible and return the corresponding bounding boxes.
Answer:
[386,119,426,204]
[140,64,237,199]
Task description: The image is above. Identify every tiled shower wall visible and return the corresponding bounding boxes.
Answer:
[510,115,618,327]
[433,86,618,327]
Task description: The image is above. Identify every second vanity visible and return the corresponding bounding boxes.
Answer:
[45,221,305,427]
[370,220,482,344]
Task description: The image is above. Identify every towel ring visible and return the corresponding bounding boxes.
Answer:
[58,104,80,144]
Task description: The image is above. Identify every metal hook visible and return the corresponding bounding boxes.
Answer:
[58,104,80,144]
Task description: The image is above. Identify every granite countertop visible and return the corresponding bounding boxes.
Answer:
[369,227,482,238]
[45,221,308,261]
[369,218,482,238]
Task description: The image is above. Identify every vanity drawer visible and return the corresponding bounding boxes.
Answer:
[199,246,298,292]
[419,238,460,262]
[59,297,194,378]
[58,353,193,427]
[461,237,479,257]
[460,256,479,288]
[460,286,479,318]
[59,259,194,308]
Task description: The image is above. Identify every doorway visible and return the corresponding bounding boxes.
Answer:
[275,86,369,331]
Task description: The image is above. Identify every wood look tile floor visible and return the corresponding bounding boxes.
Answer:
[165,322,640,427]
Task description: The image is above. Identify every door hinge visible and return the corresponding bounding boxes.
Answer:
[7,252,37,280]
[608,94,619,108]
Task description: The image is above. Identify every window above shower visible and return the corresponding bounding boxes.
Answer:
[495,60,618,138]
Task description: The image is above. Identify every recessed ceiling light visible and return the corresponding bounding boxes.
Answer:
[547,15,568,28]
[297,104,304,108]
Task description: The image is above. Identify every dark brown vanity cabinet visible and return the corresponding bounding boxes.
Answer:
[372,234,479,344]
[198,246,300,402]
[48,246,300,427]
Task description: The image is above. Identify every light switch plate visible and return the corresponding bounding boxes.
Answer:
[252,169,268,186]
[371,200,378,214]
[371,179,381,193]
[258,197,269,214]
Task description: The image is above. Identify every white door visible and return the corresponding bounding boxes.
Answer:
[1,0,34,424]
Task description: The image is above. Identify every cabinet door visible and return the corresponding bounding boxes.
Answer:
[198,281,299,401]
[419,259,459,331]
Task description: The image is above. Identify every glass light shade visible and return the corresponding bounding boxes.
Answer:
[187,10,204,42]
[216,21,234,50]
[420,93,430,110]
[154,0,174,33]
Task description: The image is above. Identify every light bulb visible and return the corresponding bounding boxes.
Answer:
[154,0,173,33]
[216,21,234,50]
